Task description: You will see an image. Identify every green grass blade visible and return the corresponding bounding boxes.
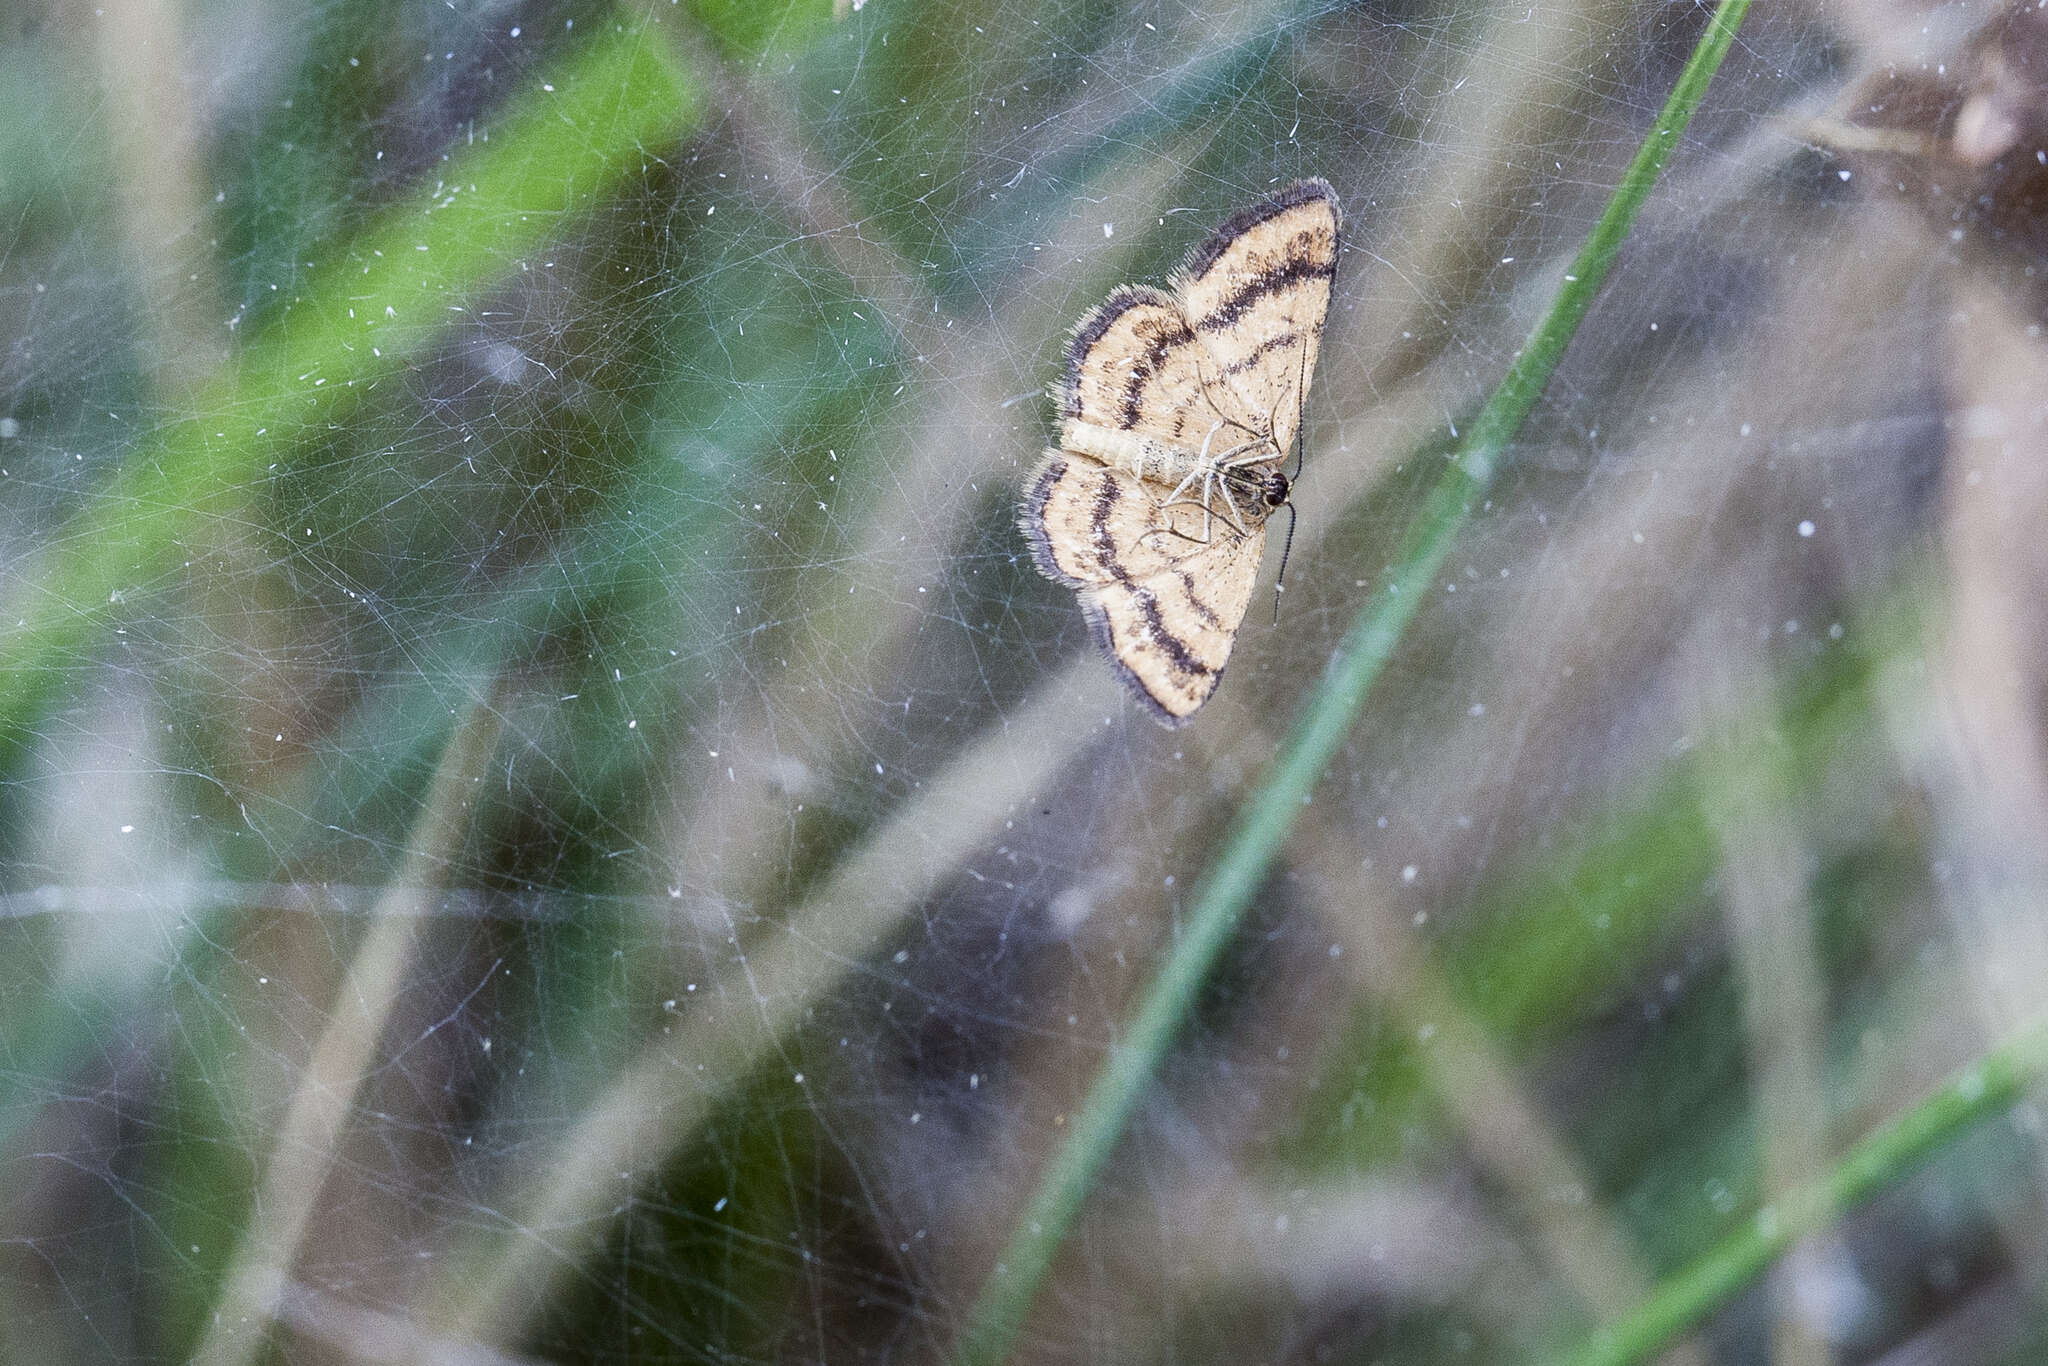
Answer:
[1551,1012,2048,1366]
[0,18,697,762]
[951,2,1756,1361]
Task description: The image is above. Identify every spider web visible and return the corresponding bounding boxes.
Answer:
[3,0,2045,1362]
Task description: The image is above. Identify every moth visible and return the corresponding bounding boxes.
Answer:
[1019,178,1341,725]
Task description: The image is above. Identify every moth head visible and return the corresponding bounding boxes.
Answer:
[1259,468,1291,509]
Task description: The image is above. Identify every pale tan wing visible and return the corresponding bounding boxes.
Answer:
[1081,533,1265,724]
[1019,450,1265,726]
[1019,449,1187,590]
[1173,178,1341,457]
[1057,284,1261,452]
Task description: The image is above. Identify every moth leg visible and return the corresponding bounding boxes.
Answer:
[1154,466,1223,539]
[1160,464,1207,511]
[1139,481,1219,551]
[1140,472,1247,551]
[1138,522,1210,550]
[1178,467,1254,542]
[1154,464,1258,546]
[1195,466,1247,543]
[1190,353,1266,447]
[1220,424,1280,470]
[1136,522,1256,577]
[1207,474,1255,539]
[1250,374,1309,482]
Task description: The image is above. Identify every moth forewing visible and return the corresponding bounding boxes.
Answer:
[1175,178,1341,459]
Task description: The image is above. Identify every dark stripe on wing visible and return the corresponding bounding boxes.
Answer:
[1088,465,1130,581]
[1176,570,1224,628]
[1064,292,1137,418]
[1118,320,1197,430]
[1194,254,1336,334]
[1062,285,1187,425]
[1179,178,1341,285]
[1133,584,1213,680]
[1079,597,1197,727]
[1221,329,1301,376]
[1018,455,1082,587]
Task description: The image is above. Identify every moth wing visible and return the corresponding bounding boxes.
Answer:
[1019,449,1187,590]
[1173,178,1341,457]
[1056,285,1260,450]
[1019,451,1264,726]
[1082,532,1265,725]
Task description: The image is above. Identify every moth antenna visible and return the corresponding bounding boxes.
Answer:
[1271,500,1298,626]
[1288,328,1311,481]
